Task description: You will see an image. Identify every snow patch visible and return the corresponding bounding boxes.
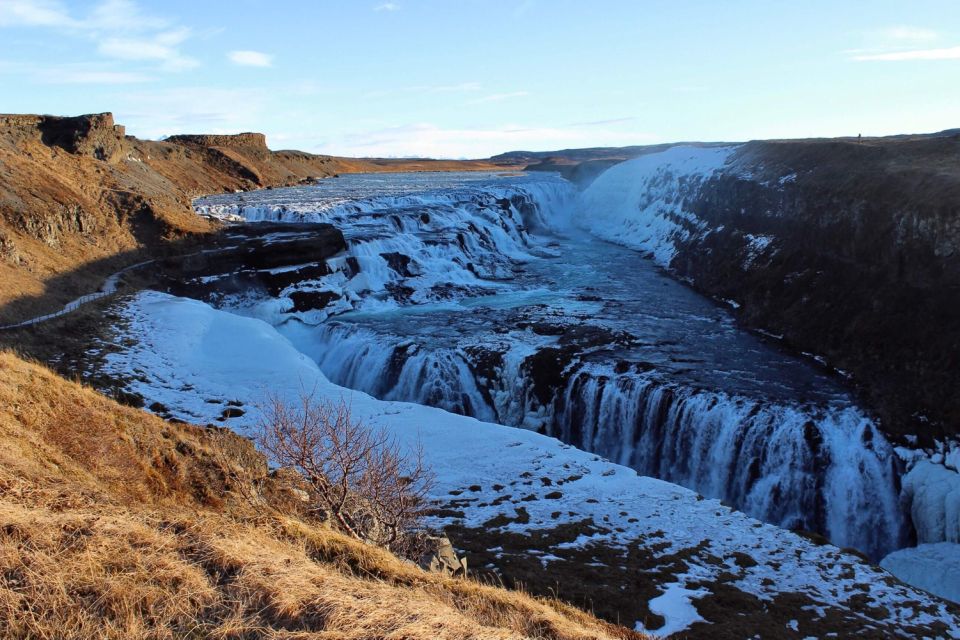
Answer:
[637,580,710,636]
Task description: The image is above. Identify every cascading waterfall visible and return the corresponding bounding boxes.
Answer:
[285,321,498,423]
[200,171,910,560]
[282,319,906,559]
[554,369,906,558]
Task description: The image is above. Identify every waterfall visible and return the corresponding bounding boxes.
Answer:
[553,368,906,559]
[204,171,910,560]
[284,321,497,423]
[280,319,907,560]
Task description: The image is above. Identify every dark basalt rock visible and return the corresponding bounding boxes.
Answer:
[380,251,414,277]
[288,290,341,312]
[155,223,346,302]
[663,137,960,443]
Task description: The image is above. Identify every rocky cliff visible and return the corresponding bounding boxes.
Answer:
[579,134,960,442]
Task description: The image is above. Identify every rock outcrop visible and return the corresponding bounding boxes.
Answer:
[1,112,127,162]
[166,132,268,150]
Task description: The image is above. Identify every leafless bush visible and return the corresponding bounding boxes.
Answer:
[256,391,433,551]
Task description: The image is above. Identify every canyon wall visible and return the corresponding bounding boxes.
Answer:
[580,135,960,443]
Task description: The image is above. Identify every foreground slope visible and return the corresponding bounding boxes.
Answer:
[0,351,645,640]
[88,290,960,638]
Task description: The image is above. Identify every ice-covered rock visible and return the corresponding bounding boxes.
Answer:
[903,460,960,544]
[881,542,960,603]
[578,145,737,265]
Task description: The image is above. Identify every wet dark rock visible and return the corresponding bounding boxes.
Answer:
[380,252,414,277]
[667,139,960,441]
[289,290,341,312]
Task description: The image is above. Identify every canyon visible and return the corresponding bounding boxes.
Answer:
[3,113,960,637]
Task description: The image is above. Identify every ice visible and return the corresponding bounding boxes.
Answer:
[881,543,960,603]
[577,145,737,266]
[902,460,960,544]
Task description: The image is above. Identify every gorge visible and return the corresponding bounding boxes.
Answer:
[151,149,949,567]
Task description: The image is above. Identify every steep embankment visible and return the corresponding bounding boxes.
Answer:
[579,135,960,444]
[0,351,642,640]
[0,112,498,325]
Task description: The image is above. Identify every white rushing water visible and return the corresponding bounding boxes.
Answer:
[195,168,909,560]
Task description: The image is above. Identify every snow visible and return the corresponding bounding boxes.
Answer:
[742,233,775,268]
[577,145,737,266]
[902,460,960,544]
[96,291,960,637]
[636,580,710,636]
[881,543,960,603]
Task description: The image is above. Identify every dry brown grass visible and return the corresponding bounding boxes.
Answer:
[0,352,648,640]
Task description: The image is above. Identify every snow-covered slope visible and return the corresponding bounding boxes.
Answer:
[578,145,737,266]
[95,291,960,638]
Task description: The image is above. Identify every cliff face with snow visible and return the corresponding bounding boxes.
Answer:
[579,136,960,446]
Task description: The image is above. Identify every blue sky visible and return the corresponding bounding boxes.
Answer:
[1,0,958,157]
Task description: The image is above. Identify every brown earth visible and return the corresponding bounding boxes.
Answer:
[0,112,501,325]
[0,350,646,640]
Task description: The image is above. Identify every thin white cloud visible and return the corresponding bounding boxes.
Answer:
[466,91,530,105]
[0,0,73,27]
[229,50,273,68]
[848,25,947,61]
[98,27,197,71]
[854,46,960,61]
[570,117,638,128]
[374,2,399,11]
[41,68,153,83]
[876,26,939,43]
[0,59,153,84]
[363,81,481,99]
[315,122,658,159]
[0,0,197,72]
[428,81,481,93]
[84,0,169,31]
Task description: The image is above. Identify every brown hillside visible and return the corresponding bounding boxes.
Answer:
[0,112,500,325]
[0,351,645,640]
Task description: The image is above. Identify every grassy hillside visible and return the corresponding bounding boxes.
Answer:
[0,351,644,640]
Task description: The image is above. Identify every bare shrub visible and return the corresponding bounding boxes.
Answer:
[256,391,433,551]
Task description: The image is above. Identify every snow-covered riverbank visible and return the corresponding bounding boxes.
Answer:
[96,290,960,637]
